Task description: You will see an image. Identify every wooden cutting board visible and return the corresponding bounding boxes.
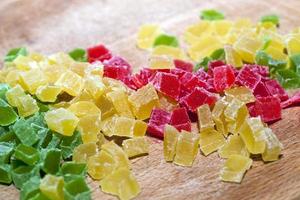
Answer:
[1,0,300,199]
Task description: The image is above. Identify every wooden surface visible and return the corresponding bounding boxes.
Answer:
[1,0,300,199]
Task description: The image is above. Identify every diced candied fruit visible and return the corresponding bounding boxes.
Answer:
[224,97,245,121]
[152,46,186,60]
[45,108,79,136]
[151,72,181,100]
[84,76,106,100]
[128,84,159,120]
[19,68,48,94]
[78,114,102,144]
[173,59,193,72]
[55,70,83,96]
[0,99,18,126]
[199,129,225,156]
[262,128,283,161]
[224,86,256,104]
[149,55,175,69]
[181,87,217,112]
[236,66,261,90]
[184,21,212,45]
[99,168,140,200]
[213,65,235,92]
[174,131,200,167]
[100,117,115,137]
[39,175,64,200]
[212,98,228,136]
[107,90,133,118]
[73,142,97,163]
[285,33,300,56]
[103,56,132,81]
[101,141,130,169]
[5,85,26,107]
[153,34,179,47]
[220,155,252,183]
[239,117,266,154]
[156,95,178,112]
[87,151,117,180]
[253,81,270,98]
[16,94,39,117]
[87,44,112,63]
[112,116,147,137]
[281,91,300,108]
[96,95,116,120]
[36,85,62,102]
[137,24,161,49]
[133,120,148,137]
[218,135,249,158]
[250,96,281,123]
[179,72,208,93]
[169,107,191,132]
[197,104,215,132]
[122,137,149,158]
[48,52,74,67]
[147,109,171,138]
[224,45,243,67]
[264,79,288,101]
[163,125,179,162]
[68,101,101,117]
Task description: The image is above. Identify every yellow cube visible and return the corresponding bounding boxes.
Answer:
[122,137,149,158]
[199,129,225,156]
[72,142,97,163]
[36,85,62,102]
[55,70,83,96]
[163,125,179,162]
[218,135,249,158]
[137,24,161,49]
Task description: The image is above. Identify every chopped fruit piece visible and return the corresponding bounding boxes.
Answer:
[224,86,256,104]
[112,116,147,137]
[68,101,101,117]
[218,135,249,158]
[224,45,243,67]
[170,107,191,132]
[73,143,97,163]
[212,98,228,136]
[163,125,179,162]
[197,104,215,132]
[40,175,64,200]
[152,46,186,60]
[174,131,200,167]
[213,65,235,92]
[16,94,39,118]
[101,141,130,169]
[153,34,179,47]
[87,44,112,63]
[0,99,18,126]
[36,85,62,102]
[55,70,83,96]
[152,72,181,100]
[199,129,225,156]
[149,55,175,69]
[262,128,283,161]
[174,59,193,72]
[147,109,171,138]
[78,114,102,143]
[264,79,288,101]
[103,56,132,81]
[236,65,261,90]
[107,90,133,118]
[19,68,48,94]
[220,155,252,183]
[84,76,106,99]
[137,24,161,50]
[122,137,149,158]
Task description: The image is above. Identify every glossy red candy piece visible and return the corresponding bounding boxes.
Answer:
[103,56,132,81]
[131,68,156,89]
[213,65,235,92]
[147,109,171,138]
[281,91,298,108]
[170,107,191,132]
[249,96,281,123]
[180,72,208,93]
[245,64,269,77]
[171,68,189,79]
[236,66,261,90]
[151,72,181,100]
[253,81,270,98]
[180,87,217,112]
[207,60,226,76]
[174,59,193,72]
[264,79,288,101]
[87,44,112,63]
[195,68,210,81]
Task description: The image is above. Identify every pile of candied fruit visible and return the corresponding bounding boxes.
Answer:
[1,9,300,200]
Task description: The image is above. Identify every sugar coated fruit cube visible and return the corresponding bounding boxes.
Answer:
[170,107,191,132]
[147,109,171,138]
[39,175,64,200]
[101,141,130,169]
[218,135,249,158]
[36,85,62,102]
[224,86,255,104]
[163,125,179,162]
[213,65,235,92]
[87,44,112,63]
[107,90,133,118]
[73,142,97,163]
[55,70,83,96]
[122,137,149,158]
[262,128,283,161]
[199,129,225,156]
[137,24,161,50]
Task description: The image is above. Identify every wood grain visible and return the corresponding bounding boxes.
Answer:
[1,0,300,199]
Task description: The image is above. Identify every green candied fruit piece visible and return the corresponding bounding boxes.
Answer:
[260,14,279,26]
[59,130,82,159]
[0,142,15,163]
[4,47,28,62]
[200,9,225,21]
[40,175,64,200]
[14,144,40,166]
[64,176,91,200]
[153,34,179,47]
[0,83,10,100]
[20,176,41,200]
[0,164,12,184]
[41,148,62,175]
[30,193,50,200]
[11,165,40,189]
[68,48,87,62]
[60,162,87,182]
[0,98,18,126]
[12,118,39,146]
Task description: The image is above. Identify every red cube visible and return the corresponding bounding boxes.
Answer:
[170,107,191,132]
[87,44,112,63]
[147,109,171,139]
[236,66,261,90]
[174,59,193,72]
[213,65,235,92]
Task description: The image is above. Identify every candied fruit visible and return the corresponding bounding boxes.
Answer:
[218,135,249,158]
[169,107,191,132]
[36,85,62,103]
[262,128,283,161]
[163,125,179,162]
[122,137,149,158]
[107,90,133,118]
[101,141,130,169]
[199,129,225,156]
[147,109,171,138]
[197,104,215,132]
[213,65,235,92]
[73,142,97,163]
[55,70,83,96]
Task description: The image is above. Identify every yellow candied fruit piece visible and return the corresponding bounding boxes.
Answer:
[264,46,287,61]
[84,76,106,100]
[218,135,249,159]
[42,64,66,84]
[226,103,249,135]
[73,142,97,163]
[112,116,147,137]
[199,129,225,156]
[97,132,108,148]
[262,128,283,161]
[5,69,21,87]
[137,24,161,50]
[5,85,26,107]
[99,168,140,200]
[28,52,45,62]
[13,55,36,70]
[45,108,79,136]
[157,95,178,112]
[19,68,48,94]
[220,155,252,183]
[87,151,118,180]
[101,141,130,169]
[133,120,148,137]
[212,98,228,137]
[197,104,215,132]
[102,77,128,92]
[233,18,253,29]
[152,45,186,60]
[148,55,175,69]
[163,125,179,162]
[78,114,102,144]
[213,20,233,37]
[48,52,74,68]
[40,174,64,200]
[239,117,266,154]
[122,137,149,158]
[184,21,212,45]
[55,70,83,96]
[36,85,62,103]
[285,34,300,56]
[100,117,115,137]
[174,131,200,167]
[256,22,277,32]
[224,98,244,121]
[16,94,39,117]
[106,90,133,118]
[233,35,263,63]
[84,62,104,78]
[188,35,222,61]
[70,90,94,104]
[128,84,159,120]
[224,45,243,68]
[68,101,101,117]
[225,86,255,104]
[70,62,89,77]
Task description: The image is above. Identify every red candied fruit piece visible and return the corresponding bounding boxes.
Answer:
[195,68,210,81]
[249,96,281,123]
[281,91,299,108]
[180,87,217,112]
[171,68,188,79]
[207,60,226,75]
[147,109,171,138]
[174,59,193,72]
[264,79,288,101]
[122,77,138,90]
[253,81,270,98]
[213,65,235,93]
[180,72,208,93]
[103,56,132,81]
[236,66,261,90]
[170,107,191,132]
[151,72,181,100]
[87,44,112,63]
[131,68,154,89]
[245,64,269,77]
